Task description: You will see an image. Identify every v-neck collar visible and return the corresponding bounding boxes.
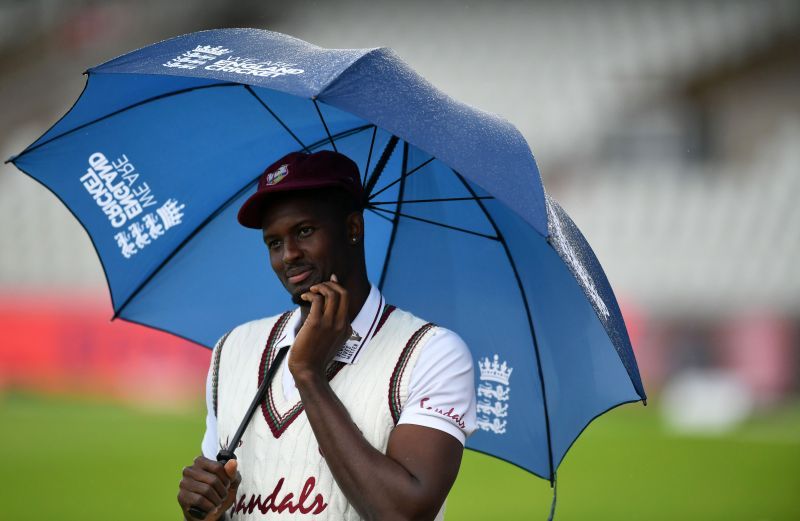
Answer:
[259,298,397,438]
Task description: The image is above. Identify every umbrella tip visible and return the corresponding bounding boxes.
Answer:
[642,398,648,407]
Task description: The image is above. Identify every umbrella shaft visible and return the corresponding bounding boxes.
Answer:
[219,345,289,461]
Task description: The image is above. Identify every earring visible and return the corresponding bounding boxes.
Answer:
[351,237,358,243]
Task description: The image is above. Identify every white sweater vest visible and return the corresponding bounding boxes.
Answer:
[213,305,446,520]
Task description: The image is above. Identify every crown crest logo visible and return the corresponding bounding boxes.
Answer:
[194,45,231,56]
[156,198,186,230]
[479,354,513,386]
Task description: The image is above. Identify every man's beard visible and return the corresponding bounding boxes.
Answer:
[287,270,325,306]
[291,290,311,306]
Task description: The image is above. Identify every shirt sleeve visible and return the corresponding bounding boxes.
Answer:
[200,339,221,459]
[397,327,477,445]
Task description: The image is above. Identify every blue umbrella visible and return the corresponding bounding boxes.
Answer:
[8,28,645,486]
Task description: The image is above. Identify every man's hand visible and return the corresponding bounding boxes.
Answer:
[178,456,241,521]
[289,274,351,377]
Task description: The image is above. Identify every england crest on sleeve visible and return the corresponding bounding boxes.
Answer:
[477,354,513,435]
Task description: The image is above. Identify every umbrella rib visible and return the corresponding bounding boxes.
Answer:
[312,99,338,153]
[13,82,241,161]
[304,124,375,152]
[111,123,376,320]
[378,143,408,290]
[244,85,310,152]
[453,170,556,484]
[363,126,378,186]
[370,196,495,205]
[365,207,394,223]
[364,135,399,198]
[368,157,435,200]
[368,205,500,241]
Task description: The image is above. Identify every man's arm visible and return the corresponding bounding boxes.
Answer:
[291,278,463,521]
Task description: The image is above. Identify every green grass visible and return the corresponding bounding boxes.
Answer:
[449,405,800,520]
[0,393,798,520]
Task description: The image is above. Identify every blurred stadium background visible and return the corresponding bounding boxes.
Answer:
[0,0,798,519]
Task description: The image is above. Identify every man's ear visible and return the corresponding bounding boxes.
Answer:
[346,211,364,244]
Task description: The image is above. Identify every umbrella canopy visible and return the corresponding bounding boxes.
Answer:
[9,28,645,481]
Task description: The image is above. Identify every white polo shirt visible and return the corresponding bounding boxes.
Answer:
[201,284,477,458]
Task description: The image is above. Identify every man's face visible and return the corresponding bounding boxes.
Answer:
[260,191,351,305]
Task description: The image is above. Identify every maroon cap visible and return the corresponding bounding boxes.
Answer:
[237,150,363,229]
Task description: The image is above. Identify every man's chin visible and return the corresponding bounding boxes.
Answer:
[291,291,310,306]
[288,280,318,306]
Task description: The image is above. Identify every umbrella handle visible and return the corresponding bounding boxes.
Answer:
[186,451,238,519]
[187,346,289,520]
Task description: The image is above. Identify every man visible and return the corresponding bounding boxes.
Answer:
[178,150,476,520]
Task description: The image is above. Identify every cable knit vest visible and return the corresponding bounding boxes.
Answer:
[213,305,446,520]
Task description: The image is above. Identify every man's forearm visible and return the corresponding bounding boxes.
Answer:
[294,370,436,521]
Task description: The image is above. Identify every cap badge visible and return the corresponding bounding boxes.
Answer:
[265,164,289,186]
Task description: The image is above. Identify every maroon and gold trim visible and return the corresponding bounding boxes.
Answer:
[258,311,298,438]
[388,322,436,424]
[374,304,396,336]
[211,330,232,417]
